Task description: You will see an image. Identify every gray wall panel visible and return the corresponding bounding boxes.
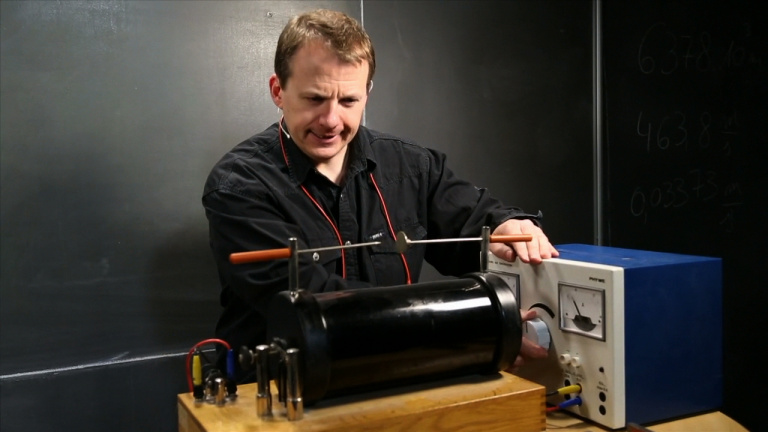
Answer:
[0,1,359,431]
[364,0,595,280]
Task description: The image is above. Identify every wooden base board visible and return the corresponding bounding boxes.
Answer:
[178,372,545,432]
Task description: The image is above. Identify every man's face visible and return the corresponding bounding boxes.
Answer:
[270,41,369,171]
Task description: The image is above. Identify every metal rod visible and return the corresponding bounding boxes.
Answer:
[289,238,299,296]
[231,231,534,265]
[395,231,533,254]
[303,241,381,254]
[215,377,226,406]
[268,342,287,406]
[480,226,490,272]
[413,237,481,244]
[230,241,382,265]
[255,345,272,418]
[285,348,303,421]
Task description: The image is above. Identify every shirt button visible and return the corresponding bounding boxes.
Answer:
[312,252,320,262]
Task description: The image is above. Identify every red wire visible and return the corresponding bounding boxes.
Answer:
[298,184,347,278]
[278,119,347,278]
[186,338,232,392]
[277,119,411,284]
[369,173,412,284]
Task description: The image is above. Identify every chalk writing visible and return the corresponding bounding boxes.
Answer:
[637,21,763,75]
[635,110,738,155]
[629,170,742,232]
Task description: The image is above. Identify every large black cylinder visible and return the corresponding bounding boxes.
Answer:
[266,272,521,404]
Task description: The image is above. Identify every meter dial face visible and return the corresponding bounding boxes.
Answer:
[559,283,605,341]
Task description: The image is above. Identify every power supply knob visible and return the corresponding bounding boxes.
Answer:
[524,317,551,350]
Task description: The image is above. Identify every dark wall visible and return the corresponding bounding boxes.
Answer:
[4,0,759,430]
[600,1,767,430]
[0,1,359,431]
[1,1,594,431]
[364,0,595,281]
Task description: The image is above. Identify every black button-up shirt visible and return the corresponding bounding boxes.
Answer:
[203,122,540,355]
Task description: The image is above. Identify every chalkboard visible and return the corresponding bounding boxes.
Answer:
[1,1,594,430]
[601,1,767,429]
[0,0,594,378]
[0,1,358,431]
[365,0,595,260]
[0,0,360,374]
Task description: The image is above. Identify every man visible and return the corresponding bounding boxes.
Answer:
[203,9,558,379]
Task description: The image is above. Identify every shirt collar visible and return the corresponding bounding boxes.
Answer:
[279,122,378,184]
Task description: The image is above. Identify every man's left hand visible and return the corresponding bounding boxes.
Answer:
[489,219,559,264]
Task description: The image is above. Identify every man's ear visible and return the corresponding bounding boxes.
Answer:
[269,74,283,108]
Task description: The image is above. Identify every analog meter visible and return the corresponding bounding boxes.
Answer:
[558,283,605,340]
[489,244,722,429]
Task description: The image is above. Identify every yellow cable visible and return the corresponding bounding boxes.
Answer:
[192,353,203,386]
[557,384,582,395]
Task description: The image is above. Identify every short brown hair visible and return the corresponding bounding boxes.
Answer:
[274,9,375,89]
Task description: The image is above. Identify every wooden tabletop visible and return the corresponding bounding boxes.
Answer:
[178,373,746,432]
[544,410,747,432]
[178,372,545,432]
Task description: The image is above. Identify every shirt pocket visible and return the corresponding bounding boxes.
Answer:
[303,234,343,277]
[309,248,341,271]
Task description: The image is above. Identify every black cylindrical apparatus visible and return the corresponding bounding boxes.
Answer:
[265,272,522,404]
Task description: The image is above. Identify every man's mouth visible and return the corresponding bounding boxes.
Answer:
[311,131,340,143]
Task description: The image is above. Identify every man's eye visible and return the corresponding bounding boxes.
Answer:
[341,99,358,106]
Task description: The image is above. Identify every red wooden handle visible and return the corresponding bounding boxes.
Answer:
[489,234,533,243]
[229,248,291,264]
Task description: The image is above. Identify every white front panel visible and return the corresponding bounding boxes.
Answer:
[489,255,626,429]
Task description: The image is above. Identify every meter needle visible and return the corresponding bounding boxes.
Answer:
[570,296,597,332]
[572,299,581,314]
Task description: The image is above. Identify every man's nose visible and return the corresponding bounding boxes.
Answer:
[318,101,340,128]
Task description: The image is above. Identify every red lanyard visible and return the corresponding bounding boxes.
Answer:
[278,121,411,284]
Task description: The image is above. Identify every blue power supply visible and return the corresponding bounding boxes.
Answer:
[488,244,723,428]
